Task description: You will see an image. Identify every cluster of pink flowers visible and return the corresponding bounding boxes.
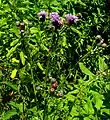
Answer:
[38,11,82,28]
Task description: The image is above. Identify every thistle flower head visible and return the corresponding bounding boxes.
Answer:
[65,14,78,24]
[50,12,60,22]
[38,11,46,21]
[50,12,62,28]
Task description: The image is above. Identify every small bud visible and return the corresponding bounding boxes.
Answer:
[20,30,24,33]
[95,35,102,40]
[101,43,107,47]
[20,22,25,30]
[28,22,33,27]
[36,86,41,90]
[50,87,55,93]
[56,90,63,97]
[52,83,57,89]
[50,77,56,83]
[77,13,82,18]
[100,39,104,44]
[16,21,20,26]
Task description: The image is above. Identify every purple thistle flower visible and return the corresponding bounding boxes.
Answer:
[50,12,60,22]
[50,12,63,29]
[73,15,78,23]
[50,12,61,28]
[38,11,46,22]
[65,14,78,24]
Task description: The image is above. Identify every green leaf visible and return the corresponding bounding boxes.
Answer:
[2,109,18,120]
[71,27,82,37]
[70,107,79,117]
[8,102,25,113]
[10,69,18,79]
[79,62,95,78]
[101,108,110,115]
[84,117,91,120]
[30,27,38,33]
[0,82,17,90]
[84,98,94,115]
[66,94,75,102]
[40,44,49,51]
[20,51,25,65]
[70,89,79,94]
[37,62,44,71]
[0,18,7,27]
[10,39,19,47]
[6,43,21,58]
[90,91,103,110]
[99,56,108,71]
[95,97,103,110]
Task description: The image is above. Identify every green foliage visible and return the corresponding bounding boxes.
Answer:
[0,0,110,119]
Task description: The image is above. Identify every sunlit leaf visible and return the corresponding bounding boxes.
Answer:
[10,69,18,79]
[20,51,25,65]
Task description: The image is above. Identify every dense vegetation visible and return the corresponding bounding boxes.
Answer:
[0,0,110,119]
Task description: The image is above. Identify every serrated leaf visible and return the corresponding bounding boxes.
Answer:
[37,62,44,71]
[79,62,95,79]
[10,69,18,79]
[2,109,18,120]
[20,51,25,65]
